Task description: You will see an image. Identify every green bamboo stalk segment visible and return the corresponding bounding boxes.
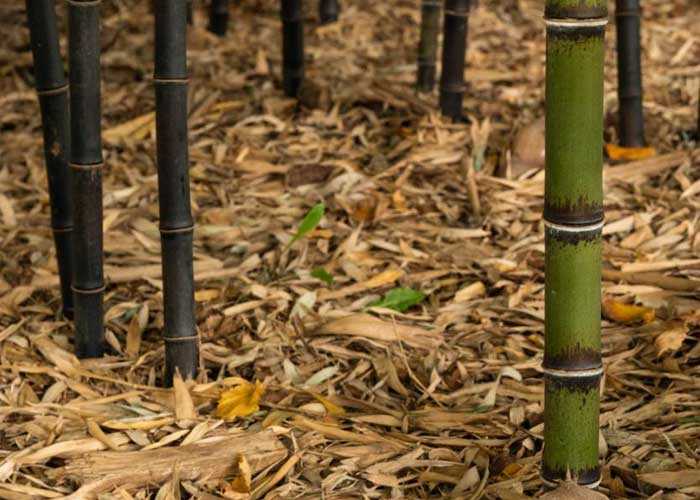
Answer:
[416,0,441,92]
[68,0,104,358]
[615,0,645,147]
[154,0,199,385]
[543,0,606,488]
[25,0,74,319]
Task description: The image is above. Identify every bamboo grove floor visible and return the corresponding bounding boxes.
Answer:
[1,0,700,498]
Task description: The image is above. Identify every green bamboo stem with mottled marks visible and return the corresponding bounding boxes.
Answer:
[543,0,606,488]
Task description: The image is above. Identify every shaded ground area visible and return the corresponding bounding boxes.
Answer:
[1,0,700,498]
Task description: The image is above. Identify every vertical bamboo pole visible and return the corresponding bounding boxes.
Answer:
[439,0,470,121]
[416,0,441,92]
[319,0,339,25]
[154,0,199,384]
[281,0,304,97]
[615,0,645,147]
[68,0,104,358]
[208,0,229,36]
[543,0,606,488]
[25,0,74,319]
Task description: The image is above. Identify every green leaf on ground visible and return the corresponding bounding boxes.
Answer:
[368,287,426,312]
[311,268,334,286]
[289,203,325,247]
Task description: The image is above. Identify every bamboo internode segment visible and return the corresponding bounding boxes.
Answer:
[543,0,606,488]
[416,0,441,92]
[154,0,199,385]
[439,0,470,121]
[208,0,229,36]
[319,0,340,25]
[281,0,304,97]
[615,0,646,147]
[25,0,75,319]
[68,0,105,359]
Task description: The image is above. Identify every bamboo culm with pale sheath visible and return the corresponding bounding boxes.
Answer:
[154,0,199,384]
[281,0,304,97]
[615,0,645,147]
[68,0,104,358]
[439,0,470,121]
[416,0,441,92]
[543,0,606,488]
[25,0,74,319]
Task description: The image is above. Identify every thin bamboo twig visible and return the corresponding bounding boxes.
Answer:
[154,0,199,384]
[25,0,74,319]
[68,0,105,358]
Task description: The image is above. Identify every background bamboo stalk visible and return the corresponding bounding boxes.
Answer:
[615,0,646,147]
[208,0,229,36]
[25,0,74,319]
[319,0,340,24]
[68,0,104,358]
[154,0,199,384]
[439,0,470,121]
[416,0,441,92]
[281,0,304,97]
[543,0,606,487]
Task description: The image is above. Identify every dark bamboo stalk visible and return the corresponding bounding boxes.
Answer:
[208,0,229,36]
[281,0,304,97]
[25,0,74,319]
[543,0,606,487]
[154,0,199,384]
[187,0,193,25]
[439,0,470,121]
[68,0,104,358]
[416,0,441,92]
[615,0,645,147]
[318,0,339,24]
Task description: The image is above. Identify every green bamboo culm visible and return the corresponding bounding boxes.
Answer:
[416,0,441,92]
[154,0,199,384]
[543,0,606,488]
[68,0,105,358]
[615,0,645,147]
[439,0,470,120]
[25,0,74,319]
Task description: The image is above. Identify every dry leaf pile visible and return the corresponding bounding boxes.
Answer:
[1,0,700,498]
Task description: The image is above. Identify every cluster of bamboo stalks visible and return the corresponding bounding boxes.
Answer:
[23,0,695,491]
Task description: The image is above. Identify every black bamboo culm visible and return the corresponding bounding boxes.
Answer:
[68,0,104,358]
[416,0,441,92]
[281,0,304,97]
[187,0,193,25]
[25,0,74,319]
[319,0,340,24]
[154,0,199,384]
[208,0,229,36]
[615,0,646,147]
[439,0,471,121]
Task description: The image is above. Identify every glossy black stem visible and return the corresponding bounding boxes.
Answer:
[439,0,470,121]
[615,0,645,147]
[208,0,229,35]
[68,0,104,358]
[319,0,339,24]
[281,0,304,97]
[416,0,441,92]
[25,0,74,319]
[154,0,199,385]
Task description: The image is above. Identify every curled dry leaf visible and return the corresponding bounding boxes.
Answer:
[216,380,265,420]
[509,116,544,178]
[539,481,609,500]
[602,298,655,324]
[654,326,688,358]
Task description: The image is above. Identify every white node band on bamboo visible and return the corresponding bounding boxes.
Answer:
[541,476,602,490]
[544,219,604,233]
[544,18,609,28]
[543,366,603,378]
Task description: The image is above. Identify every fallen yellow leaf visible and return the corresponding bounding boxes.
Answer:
[392,190,407,212]
[309,392,345,415]
[194,289,220,302]
[602,298,655,324]
[103,112,155,142]
[655,327,688,358]
[363,269,403,288]
[606,143,656,161]
[223,455,252,498]
[216,380,264,420]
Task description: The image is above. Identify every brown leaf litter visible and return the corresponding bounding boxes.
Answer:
[1,0,700,498]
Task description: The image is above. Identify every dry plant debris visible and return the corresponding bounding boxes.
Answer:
[1,0,700,498]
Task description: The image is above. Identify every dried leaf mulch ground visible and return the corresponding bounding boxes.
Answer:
[1,0,700,498]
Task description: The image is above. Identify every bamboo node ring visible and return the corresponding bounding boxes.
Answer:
[153,77,189,85]
[543,366,603,378]
[37,84,69,96]
[52,226,74,234]
[544,18,608,28]
[164,335,199,343]
[66,0,102,6]
[72,285,106,294]
[69,161,104,170]
[160,225,194,234]
[543,220,604,233]
[541,476,601,489]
